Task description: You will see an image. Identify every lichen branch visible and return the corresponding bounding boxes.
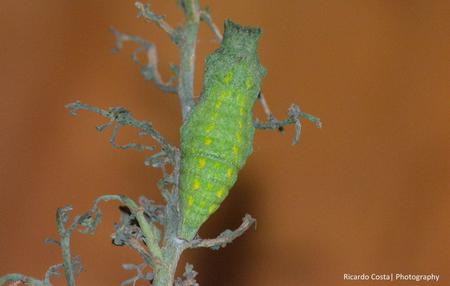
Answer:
[44,257,82,286]
[257,92,275,121]
[53,195,165,269]
[56,206,84,286]
[65,101,181,230]
[90,195,164,265]
[0,257,82,286]
[0,273,45,286]
[110,27,178,94]
[199,8,222,42]
[174,264,199,286]
[134,2,179,43]
[187,214,256,250]
[176,0,200,120]
[254,103,322,145]
[125,238,155,267]
[121,263,154,286]
[65,101,179,164]
[109,123,155,152]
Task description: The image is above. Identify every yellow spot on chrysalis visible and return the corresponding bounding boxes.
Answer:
[208,204,217,214]
[204,138,212,145]
[232,146,239,155]
[246,78,252,89]
[215,100,223,108]
[227,168,233,178]
[193,179,200,190]
[240,107,245,115]
[216,189,225,198]
[206,124,214,132]
[223,72,233,84]
[236,132,242,142]
[198,158,206,168]
[206,183,213,190]
[188,196,194,206]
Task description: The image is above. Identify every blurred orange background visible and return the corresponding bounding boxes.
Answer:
[1,1,449,285]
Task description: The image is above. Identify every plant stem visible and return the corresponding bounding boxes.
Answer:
[0,274,44,286]
[56,208,76,286]
[177,0,200,120]
[152,0,201,280]
[152,238,185,286]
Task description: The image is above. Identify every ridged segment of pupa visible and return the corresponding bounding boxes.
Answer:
[178,20,265,240]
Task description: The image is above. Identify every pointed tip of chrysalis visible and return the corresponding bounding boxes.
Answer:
[222,19,262,53]
[224,19,262,39]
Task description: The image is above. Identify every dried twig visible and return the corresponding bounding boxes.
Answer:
[254,103,322,145]
[175,0,200,120]
[0,257,82,286]
[0,273,45,286]
[188,214,256,250]
[56,206,84,286]
[257,92,275,121]
[199,8,222,42]
[121,263,154,286]
[175,264,199,286]
[65,101,178,164]
[110,28,178,94]
[90,195,164,265]
[135,2,179,42]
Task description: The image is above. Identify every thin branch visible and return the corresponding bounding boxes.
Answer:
[257,92,275,121]
[121,263,154,286]
[0,257,81,286]
[174,264,198,286]
[65,101,178,164]
[161,148,182,242]
[254,103,322,145]
[125,238,155,267]
[109,124,154,152]
[110,27,177,94]
[0,274,45,286]
[65,101,180,207]
[56,206,79,286]
[187,214,256,250]
[43,257,82,286]
[176,0,200,120]
[65,102,184,270]
[57,195,164,269]
[199,8,222,42]
[134,2,179,43]
[91,195,164,265]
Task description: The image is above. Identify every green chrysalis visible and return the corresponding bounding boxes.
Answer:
[178,20,265,240]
